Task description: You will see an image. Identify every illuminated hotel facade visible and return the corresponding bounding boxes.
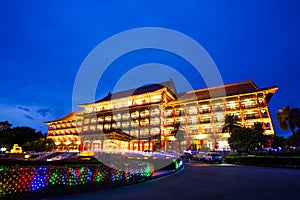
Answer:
[45,78,277,152]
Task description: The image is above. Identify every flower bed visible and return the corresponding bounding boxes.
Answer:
[0,160,154,199]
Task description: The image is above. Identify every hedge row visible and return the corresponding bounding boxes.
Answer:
[225,156,300,167]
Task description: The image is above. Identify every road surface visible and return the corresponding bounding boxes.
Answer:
[54,161,300,200]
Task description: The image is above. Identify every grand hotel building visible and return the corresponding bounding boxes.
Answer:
[45,79,277,152]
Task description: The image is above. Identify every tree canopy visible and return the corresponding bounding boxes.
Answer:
[0,121,44,149]
[228,127,266,151]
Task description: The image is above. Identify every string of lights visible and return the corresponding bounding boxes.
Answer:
[0,161,154,198]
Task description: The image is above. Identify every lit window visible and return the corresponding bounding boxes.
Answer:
[98,117,104,122]
[150,118,160,126]
[123,113,130,119]
[86,107,93,113]
[97,124,103,130]
[150,108,160,116]
[104,124,111,130]
[150,128,160,135]
[187,107,197,115]
[122,122,129,128]
[130,129,139,137]
[140,128,149,136]
[105,116,111,122]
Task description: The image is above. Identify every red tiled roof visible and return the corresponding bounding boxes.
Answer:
[79,79,176,105]
[176,78,278,103]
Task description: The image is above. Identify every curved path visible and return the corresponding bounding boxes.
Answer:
[55,161,300,200]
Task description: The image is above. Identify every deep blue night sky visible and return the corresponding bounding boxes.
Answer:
[0,1,300,137]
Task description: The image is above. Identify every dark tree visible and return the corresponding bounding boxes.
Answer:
[228,127,266,151]
[0,125,44,149]
[8,126,43,147]
[272,135,285,149]
[0,121,13,147]
[283,130,300,147]
[0,121,12,131]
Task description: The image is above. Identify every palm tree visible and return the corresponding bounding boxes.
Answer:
[276,106,300,147]
[253,122,265,133]
[222,114,241,134]
[171,122,185,153]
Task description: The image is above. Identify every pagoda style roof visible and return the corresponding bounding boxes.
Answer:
[175,78,278,103]
[103,130,136,141]
[79,79,176,106]
[44,110,83,124]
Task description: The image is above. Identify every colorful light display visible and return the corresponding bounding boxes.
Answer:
[0,161,154,198]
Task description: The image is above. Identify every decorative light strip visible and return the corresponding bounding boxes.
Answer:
[0,161,153,197]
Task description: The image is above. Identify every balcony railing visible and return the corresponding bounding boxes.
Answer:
[213,107,225,112]
[164,113,174,118]
[199,109,210,114]
[200,130,212,134]
[244,115,260,120]
[150,123,160,126]
[188,131,198,134]
[200,120,211,124]
[140,114,150,118]
[214,119,224,123]
[242,104,258,109]
[225,107,239,111]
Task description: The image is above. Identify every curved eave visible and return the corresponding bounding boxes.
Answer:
[264,86,278,103]
[44,110,83,124]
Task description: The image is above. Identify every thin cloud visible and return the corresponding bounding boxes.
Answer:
[17,106,30,112]
[23,114,35,120]
[0,104,56,133]
[37,108,51,117]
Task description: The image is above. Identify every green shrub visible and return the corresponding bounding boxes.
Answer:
[256,151,269,156]
[241,152,249,156]
[227,152,239,157]
[293,147,300,156]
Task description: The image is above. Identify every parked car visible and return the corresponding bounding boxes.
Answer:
[181,151,193,159]
[193,152,206,161]
[204,152,223,163]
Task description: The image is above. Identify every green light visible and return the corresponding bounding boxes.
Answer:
[0,167,4,172]
[173,159,179,170]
